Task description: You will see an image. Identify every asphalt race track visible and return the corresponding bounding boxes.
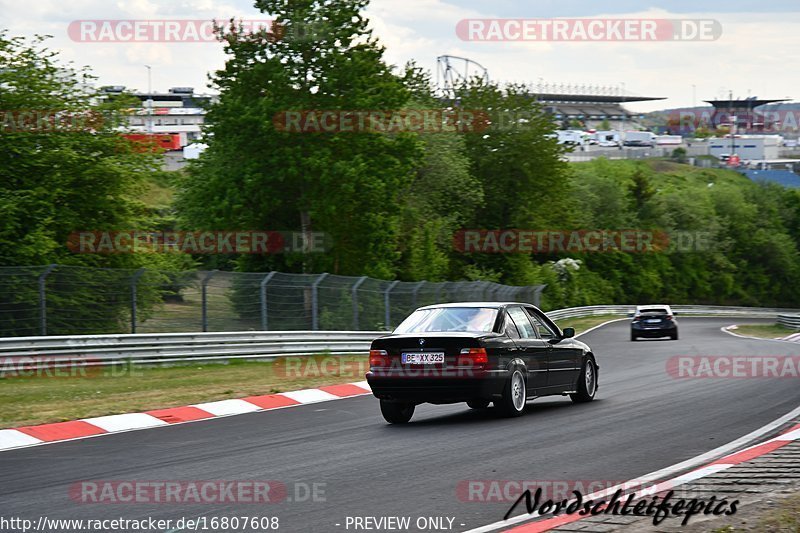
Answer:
[1,318,799,532]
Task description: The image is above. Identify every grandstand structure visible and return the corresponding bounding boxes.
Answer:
[435,55,665,130]
[529,87,666,130]
[704,97,790,133]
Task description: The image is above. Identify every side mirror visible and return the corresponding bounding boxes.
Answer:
[562,327,575,339]
[673,311,679,316]
[627,311,634,318]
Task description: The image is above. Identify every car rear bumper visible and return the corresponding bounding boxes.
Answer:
[632,325,677,338]
[366,369,508,404]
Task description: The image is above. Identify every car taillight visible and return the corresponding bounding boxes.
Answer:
[666,315,673,320]
[369,349,390,367]
[458,348,488,368]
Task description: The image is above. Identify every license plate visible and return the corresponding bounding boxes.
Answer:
[401,352,445,364]
[646,319,661,323]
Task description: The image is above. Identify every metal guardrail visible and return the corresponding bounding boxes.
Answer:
[0,331,386,370]
[546,305,799,321]
[2,305,797,371]
[777,314,800,329]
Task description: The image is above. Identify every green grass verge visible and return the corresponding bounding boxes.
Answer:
[732,323,797,339]
[710,492,800,532]
[0,354,369,429]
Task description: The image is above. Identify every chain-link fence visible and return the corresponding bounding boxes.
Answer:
[0,265,545,337]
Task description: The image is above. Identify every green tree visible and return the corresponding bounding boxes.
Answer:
[453,81,573,285]
[0,33,193,334]
[177,0,421,279]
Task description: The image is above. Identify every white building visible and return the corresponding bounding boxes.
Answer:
[101,86,213,146]
[709,135,782,161]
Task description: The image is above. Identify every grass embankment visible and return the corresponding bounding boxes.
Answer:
[710,492,800,532]
[0,355,369,428]
[731,323,796,339]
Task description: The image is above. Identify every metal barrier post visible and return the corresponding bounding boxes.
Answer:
[533,285,546,308]
[38,264,57,336]
[351,276,368,330]
[411,281,426,309]
[311,273,329,331]
[384,280,400,329]
[201,270,218,332]
[130,268,146,333]
[260,271,277,331]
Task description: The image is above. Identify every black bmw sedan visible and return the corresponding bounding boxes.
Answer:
[366,302,599,424]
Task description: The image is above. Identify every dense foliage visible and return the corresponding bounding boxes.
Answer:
[174,0,800,310]
[3,0,800,337]
[0,33,193,334]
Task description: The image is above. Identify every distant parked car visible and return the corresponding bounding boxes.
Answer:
[630,305,679,341]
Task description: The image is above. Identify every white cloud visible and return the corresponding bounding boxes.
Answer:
[0,0,796,110]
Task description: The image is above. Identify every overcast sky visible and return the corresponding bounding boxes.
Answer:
[1,0,797,112]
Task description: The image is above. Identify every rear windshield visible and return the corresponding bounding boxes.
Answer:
[394,307,498,334]
[639,308,669,315]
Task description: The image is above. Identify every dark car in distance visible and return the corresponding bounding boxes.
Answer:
[366,302,599,424]
[630,305,679,341]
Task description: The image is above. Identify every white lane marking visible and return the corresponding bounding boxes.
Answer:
[81,413,167,432]
[574,318,628,338]
[669,463,733,484]
[463,402,800,533]
[281,388,339,404]
[721,325,800,344]
[776,427,800,441]
[0,430,43,450]
[192,399,261,416]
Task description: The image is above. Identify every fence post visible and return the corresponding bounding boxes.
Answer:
[311,273,329,331]
[130,268,146,334]
[201,270,218,332]
[260,271,277,331]
[384,280,400,329]
[411,281,425,309]
[38,264,57,336]
[351,276,368,330]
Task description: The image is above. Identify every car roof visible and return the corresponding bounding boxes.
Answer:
[636,304,672,311]
[416,302,528,310]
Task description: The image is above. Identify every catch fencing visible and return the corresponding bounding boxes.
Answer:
[0,265,545,337]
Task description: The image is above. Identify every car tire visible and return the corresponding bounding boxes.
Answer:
[467,399,491,409]
[630,332,637,341]
[570,358,598,404]
[380,400,415,424]
[496,369,526,417]
[671,330,678,340]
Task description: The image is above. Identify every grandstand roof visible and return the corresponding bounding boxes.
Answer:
[532,93,666,104]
